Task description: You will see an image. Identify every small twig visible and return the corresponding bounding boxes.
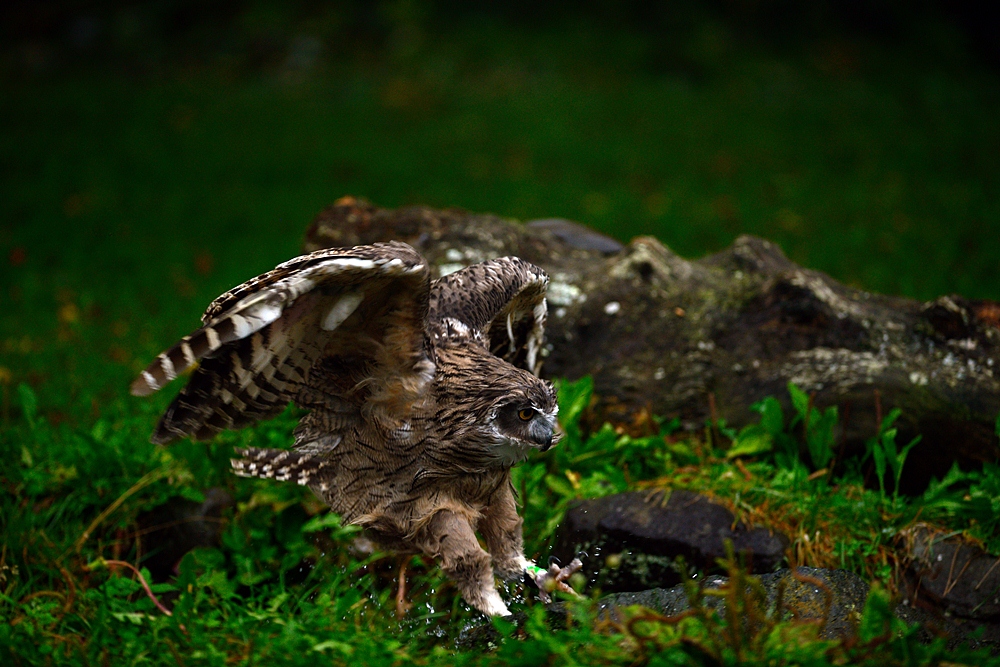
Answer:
[942,545,961,598]
[165,638,187,667]
[100,559,173,617]
[395,559,412,618]
[57,565,77,616]
[626,610,674,653]
[791,569,833,632]
[942,549,973,598]
[74,467,170,553]
[974,557,1000,591]
[17,590,64,606]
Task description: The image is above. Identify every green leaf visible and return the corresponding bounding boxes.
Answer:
[880,408,903,435]
[178,486,206,503]
[543,473,575,498]
[752,396,785,436]
[557,376,593,429]
[312,640,354,656]
[872,442,887,499]
[806,406,837,469]
[111,612,146,626]
[727,424,773,458]
[787,382,809,420]
[267,592,290,613]
[17,383,37,429]
[302,511,346,533]
[857,584,894,643]
[881,428,899,461]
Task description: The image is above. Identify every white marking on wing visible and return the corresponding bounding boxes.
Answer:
[318,258,376,271]
[506,312,516,355]
[205,327,221,349]
[527,299,547,373]
[322,292,364,331]
[140,370,159,391]
[159,355,177,381]
[229,314,252,338]
[180,341,196,366]
[443,317,470,335]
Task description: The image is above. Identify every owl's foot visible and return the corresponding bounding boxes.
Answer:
[528,558,584,604]
[481,590,512,617]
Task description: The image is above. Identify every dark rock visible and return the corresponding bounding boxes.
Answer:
[603,567,878,641]
[765,567,869,640]
[525,219,624,254]
[303,198,1000,492]
[552,490,787,591]
[598,574,730,618]
[457,567,1000,651]
[137,488,233,581]
[901,524,1000,620]
[604,567,1000,650]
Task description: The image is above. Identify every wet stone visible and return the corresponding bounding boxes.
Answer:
[901,524,1000,620]
[137,488,234,581]
[457,567,1000,651]
[552,490,788,592]
[601,567,867,641]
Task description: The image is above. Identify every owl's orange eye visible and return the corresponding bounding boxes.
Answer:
[518,408,535,421]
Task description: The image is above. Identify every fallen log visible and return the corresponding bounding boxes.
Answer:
[303,197,1000,491]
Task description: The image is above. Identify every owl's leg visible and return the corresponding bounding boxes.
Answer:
[479,482,530,581]
[481,483,585,604]
[415,510,510,616]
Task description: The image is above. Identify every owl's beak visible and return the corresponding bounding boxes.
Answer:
[539,422,563,451]
[531,415,561,451]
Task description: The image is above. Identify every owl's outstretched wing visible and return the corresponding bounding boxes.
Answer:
[427,257,549,374]
[131,242,432,445]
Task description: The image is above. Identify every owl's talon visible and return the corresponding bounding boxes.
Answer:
[531,557,584,604]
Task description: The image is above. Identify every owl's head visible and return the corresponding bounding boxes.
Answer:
[483,372,560,467]
[433,345,561,467]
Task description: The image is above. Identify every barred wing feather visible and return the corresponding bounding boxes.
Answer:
[132,242,432,444]
[427,257,549,375]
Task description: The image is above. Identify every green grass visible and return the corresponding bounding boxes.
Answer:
[3,14,1000,666]
[5,376,1000,665]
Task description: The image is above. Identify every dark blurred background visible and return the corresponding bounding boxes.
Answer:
[4,1,1000,73]
[2,1,998,414]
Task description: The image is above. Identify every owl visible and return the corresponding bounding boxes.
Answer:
[132,241,580,616]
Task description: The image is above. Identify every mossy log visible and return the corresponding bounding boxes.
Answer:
[304,198,1000,490]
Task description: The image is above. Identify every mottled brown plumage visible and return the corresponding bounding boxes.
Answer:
[133,241,574,615]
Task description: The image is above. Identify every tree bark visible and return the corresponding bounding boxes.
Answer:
[304,197,1000,490]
